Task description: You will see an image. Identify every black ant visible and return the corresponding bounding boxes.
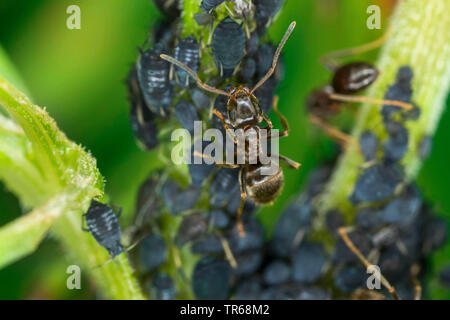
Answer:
[306,27,413,149]
[160,21,299,237]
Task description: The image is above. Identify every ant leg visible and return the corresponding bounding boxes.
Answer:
[212,109,238,144]
[251,21,296,94]
[338,227,400,300]
[160,54,230,97]
[263,96,288,140]
[193,150,239,168]
[320,26,392,71]
[219,234,238,268]
[410,264,422,300]
[309,114,359,151]
[329,93,413,111]
[278,154,301,169]
[237,167,247,238]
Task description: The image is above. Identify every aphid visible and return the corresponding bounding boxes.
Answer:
[263,260,291,285]
[190,88,210,110]
[127,66,159,150]
[246,31,260,57]
[150,272,176,300]
[138,233,167,272]
[232,251,263,276]
[192,235,224,254]
[208,209,230,228]
[269,194,312,258]
[174,99,199,133]
[381,66,414,122]
[383,120,409,163]
[175,213,208,246]
[161,179,201,214]
[254,0,284,31]
[227,218,264,254]
[333,230,372,264]
[349,163,403,204]
[82,200,123,258]
[234,278,262,300]
[307,30,412,148]
[153,20,176,51]
[160,22,299,236]
[334,266,366,293]
[192,257,231,300]
[189,142,216,186]
[292,243,326,284]
[137,43,173,117]
[153,0,180,18]
[209,168,240,207]
[200,0,226,12]
[240,57,256,83]
[212,16,246,78]
[359,130,378,162]
[173,36,200,88]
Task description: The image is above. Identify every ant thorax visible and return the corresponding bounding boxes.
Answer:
[227,86,262,127]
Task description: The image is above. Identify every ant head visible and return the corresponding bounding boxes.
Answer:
[226,85,262,128]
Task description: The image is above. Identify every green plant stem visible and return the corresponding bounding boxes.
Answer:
[315,0,450,228]
[0,76,144,299]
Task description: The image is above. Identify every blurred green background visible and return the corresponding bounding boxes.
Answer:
[0,0,448,299]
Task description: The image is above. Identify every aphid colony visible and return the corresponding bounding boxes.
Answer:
[80,0,448,300]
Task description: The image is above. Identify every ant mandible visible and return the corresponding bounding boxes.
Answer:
[160,22,299,237]
[306,26,413,149]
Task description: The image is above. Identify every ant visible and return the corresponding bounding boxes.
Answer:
[306,27,413,149]
[160,21,299,237]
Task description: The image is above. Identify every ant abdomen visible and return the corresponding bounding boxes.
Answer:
[244,164,284,205]
[332,62,379,94]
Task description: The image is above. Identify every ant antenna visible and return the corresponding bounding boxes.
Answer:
[159,54,231,97]
[329,93,413,110]
[250,21,296,94]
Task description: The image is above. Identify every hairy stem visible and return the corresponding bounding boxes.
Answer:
[316,0,450,225]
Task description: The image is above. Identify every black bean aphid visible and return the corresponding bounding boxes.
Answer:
[138,233,167,272]
[176,213,208,246]
[150,272,176,300]
[83,200,123,258]
[350,163,403,204]
[174,36,200,88]
[137,43,173,117]
[127,66,159,150]
[174,99,199,133]
[254,0,284,31]
[383,121,409,163]
[359,130,378,162]
[240,57,256,83]
[193,257,231,300]
[161,179,201,214]
[263,260,291,285]
[200,0,226,12]
[212,16,246,78]
[334,266,366,293]
[232,251,263,276]
[381,66,414,122]
[293,243,327,284]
